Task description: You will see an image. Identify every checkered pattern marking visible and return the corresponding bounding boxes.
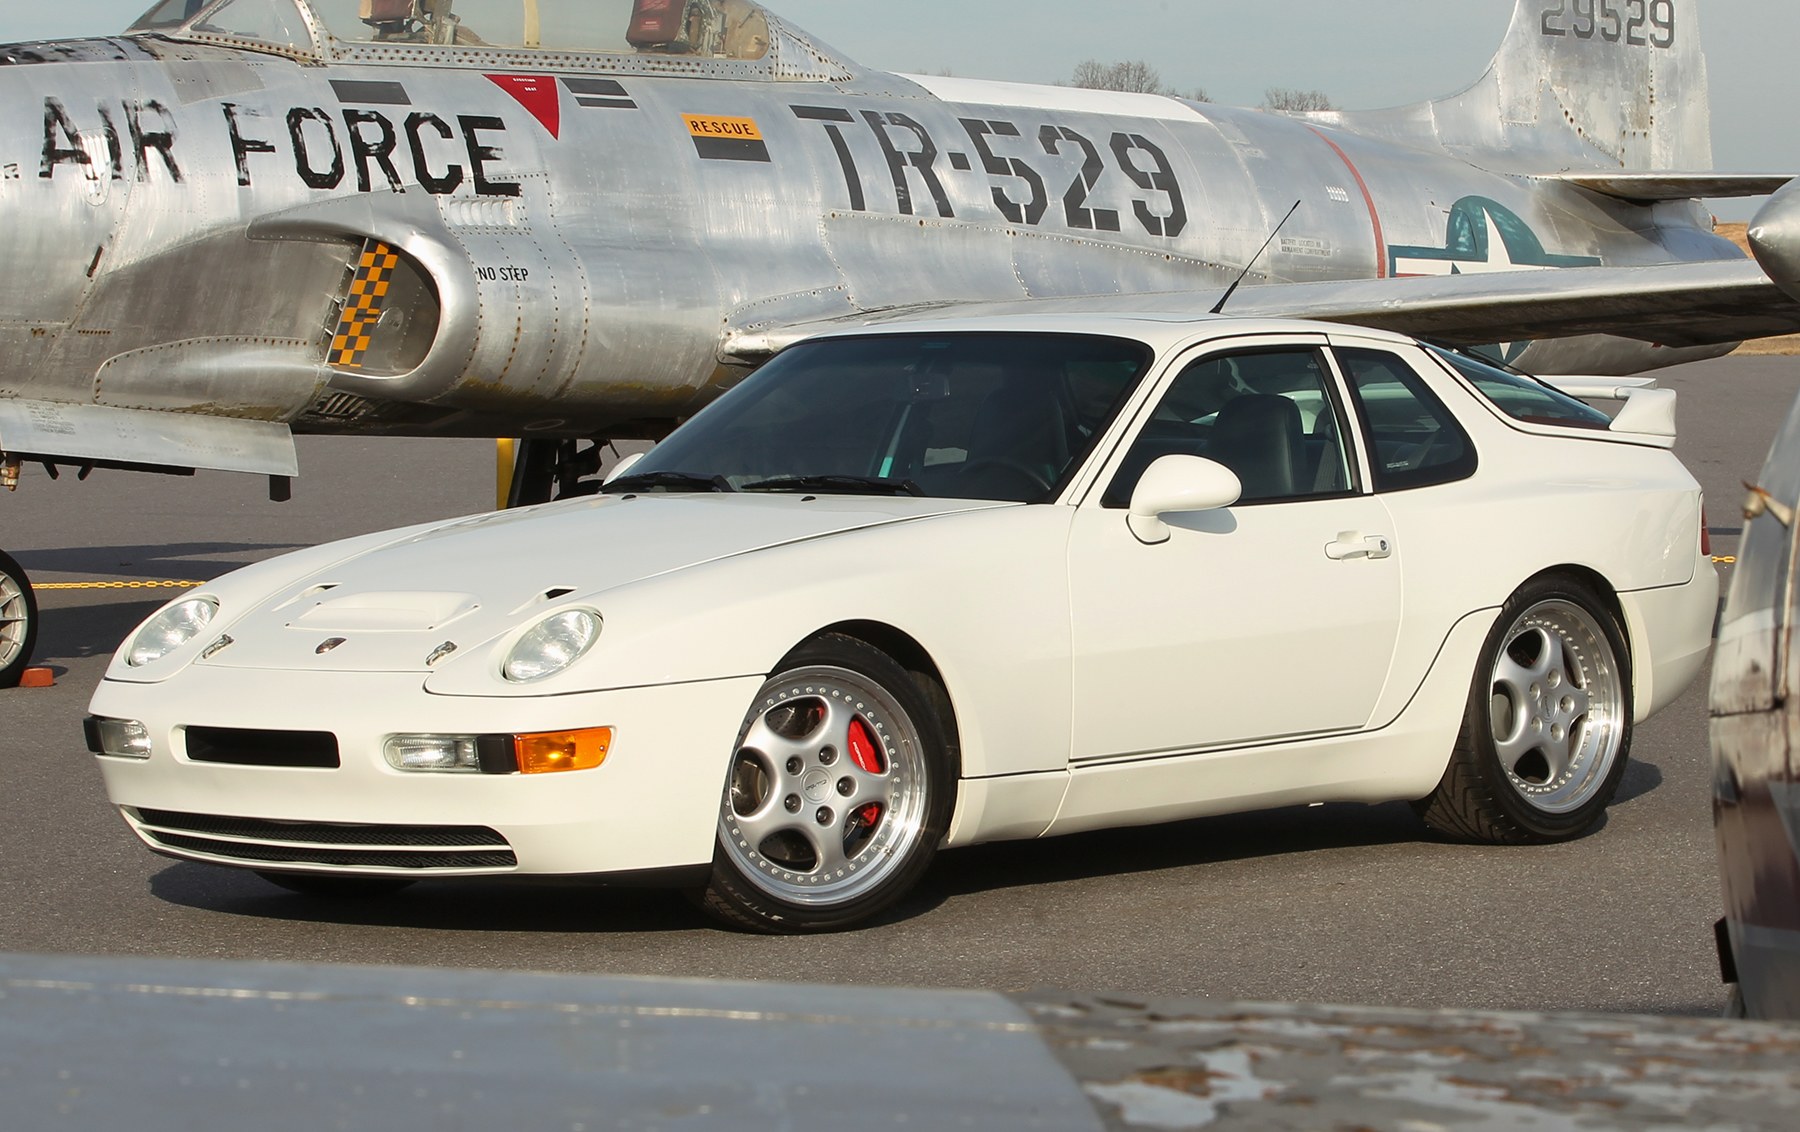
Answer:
[329,242,399,369]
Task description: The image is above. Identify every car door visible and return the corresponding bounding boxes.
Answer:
[1066,336,1403,763]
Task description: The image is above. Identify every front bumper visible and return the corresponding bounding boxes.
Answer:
[89,668,765,879]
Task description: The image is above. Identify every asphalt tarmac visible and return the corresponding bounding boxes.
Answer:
[2,356,1793,1017]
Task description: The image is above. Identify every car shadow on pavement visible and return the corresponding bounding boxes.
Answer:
[1612,757,1664,805]
[925,801,1432,900]
[147,863,706,934]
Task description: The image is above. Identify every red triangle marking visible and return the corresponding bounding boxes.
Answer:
[487,74,560,140]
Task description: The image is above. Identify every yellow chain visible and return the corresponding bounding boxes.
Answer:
[35,580,205,591]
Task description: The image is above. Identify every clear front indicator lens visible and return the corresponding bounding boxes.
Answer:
[503,610,601,683]
[384,735,481,772]
[88,717,152,759]
[127,598,219,667]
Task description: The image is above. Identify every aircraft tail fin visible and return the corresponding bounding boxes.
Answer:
[1329,0,1712,173]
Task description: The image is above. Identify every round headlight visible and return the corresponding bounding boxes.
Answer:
[504,610,602,683]
[127,598,219,667]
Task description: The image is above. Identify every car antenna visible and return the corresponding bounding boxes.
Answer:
[1211,200,1302,315]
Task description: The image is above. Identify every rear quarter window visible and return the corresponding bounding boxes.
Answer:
[1430,347,1613,431]
[1337,347,1478,493]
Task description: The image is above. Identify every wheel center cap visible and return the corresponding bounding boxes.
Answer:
[803,770,831,802]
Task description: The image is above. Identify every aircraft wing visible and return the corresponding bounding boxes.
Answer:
[1220,259,1800,347]
[721,259,1800,361]
[1540,173,1797,203]
[0,401,298,479]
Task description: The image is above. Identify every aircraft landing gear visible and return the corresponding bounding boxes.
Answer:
[504,438,625,508]
[0,548,38,690]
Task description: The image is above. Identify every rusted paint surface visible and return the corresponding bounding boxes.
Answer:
[1020,993,1800,1129]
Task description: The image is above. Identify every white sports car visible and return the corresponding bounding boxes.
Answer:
[88,314,1717,932]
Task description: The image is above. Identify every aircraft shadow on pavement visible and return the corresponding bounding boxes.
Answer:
[15,542,306,581]
[38,596,170,662]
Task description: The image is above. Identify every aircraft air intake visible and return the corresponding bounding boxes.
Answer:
[328,240,440,378]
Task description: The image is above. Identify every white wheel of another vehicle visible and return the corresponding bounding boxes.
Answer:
[1416,576,1632,844]
[0,550,38,690]
[700,634,953,933]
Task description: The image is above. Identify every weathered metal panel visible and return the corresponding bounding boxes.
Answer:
[1022,993,1800,1130]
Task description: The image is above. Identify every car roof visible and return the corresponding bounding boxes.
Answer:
[799,308,1419,354]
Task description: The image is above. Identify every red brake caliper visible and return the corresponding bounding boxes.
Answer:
[848,718,885,828]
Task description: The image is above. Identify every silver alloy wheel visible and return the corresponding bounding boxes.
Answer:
[0,564,28,672]
[1488,599,1625,815]
[720,665,930,907]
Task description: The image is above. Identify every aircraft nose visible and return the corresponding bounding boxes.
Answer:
[1748,179,1800,303]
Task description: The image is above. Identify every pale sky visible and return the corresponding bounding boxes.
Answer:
[4,1,1795,217]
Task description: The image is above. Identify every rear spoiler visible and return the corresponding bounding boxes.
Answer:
[1541,375,1677,448]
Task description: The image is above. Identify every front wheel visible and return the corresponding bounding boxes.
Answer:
[698,634,954,933]
[0,549,38,690]
[1415,576,1632,844]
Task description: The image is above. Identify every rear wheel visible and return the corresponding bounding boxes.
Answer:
[0,550,38,690]
[699,634,954,933]
[1416,576,1632,844]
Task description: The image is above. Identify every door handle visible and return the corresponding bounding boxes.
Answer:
[1325,533,1393,561]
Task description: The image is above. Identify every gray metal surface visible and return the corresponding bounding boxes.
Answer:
[0,952,1102,1131]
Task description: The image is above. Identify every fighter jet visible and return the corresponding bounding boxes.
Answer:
[1,0,1798,686]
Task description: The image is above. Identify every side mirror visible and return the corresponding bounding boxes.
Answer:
[1127,455,1241,544]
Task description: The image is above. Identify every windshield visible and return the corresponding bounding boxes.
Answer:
[131,0,219,30]
[305,0,770,58]
[611,333,1154,503]
[1430,346,1612,431]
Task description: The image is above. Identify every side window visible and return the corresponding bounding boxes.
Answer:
[1337,347,1477,492]
[1103,347,1356,508]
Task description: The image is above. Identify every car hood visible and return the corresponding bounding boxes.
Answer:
[195,493,1009,673]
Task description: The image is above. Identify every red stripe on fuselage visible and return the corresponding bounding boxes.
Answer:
[1307,126,1387,280]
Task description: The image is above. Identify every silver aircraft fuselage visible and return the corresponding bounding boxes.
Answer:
[0,0,1753,444]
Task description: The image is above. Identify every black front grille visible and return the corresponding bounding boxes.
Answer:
[185,727,340,769]
[129,809,517,871]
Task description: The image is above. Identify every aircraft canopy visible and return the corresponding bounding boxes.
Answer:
[130,0,774,60]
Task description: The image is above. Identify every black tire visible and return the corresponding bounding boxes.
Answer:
[0,549,38,690]
[697,633,955,933]
[254,871,417,898]
[1415,575,1633,844]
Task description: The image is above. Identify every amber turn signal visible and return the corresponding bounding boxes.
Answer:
[514,727,613,775]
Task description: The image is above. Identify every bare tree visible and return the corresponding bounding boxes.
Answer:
[1070,59,1208,103]
[1262,87,1334,113]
